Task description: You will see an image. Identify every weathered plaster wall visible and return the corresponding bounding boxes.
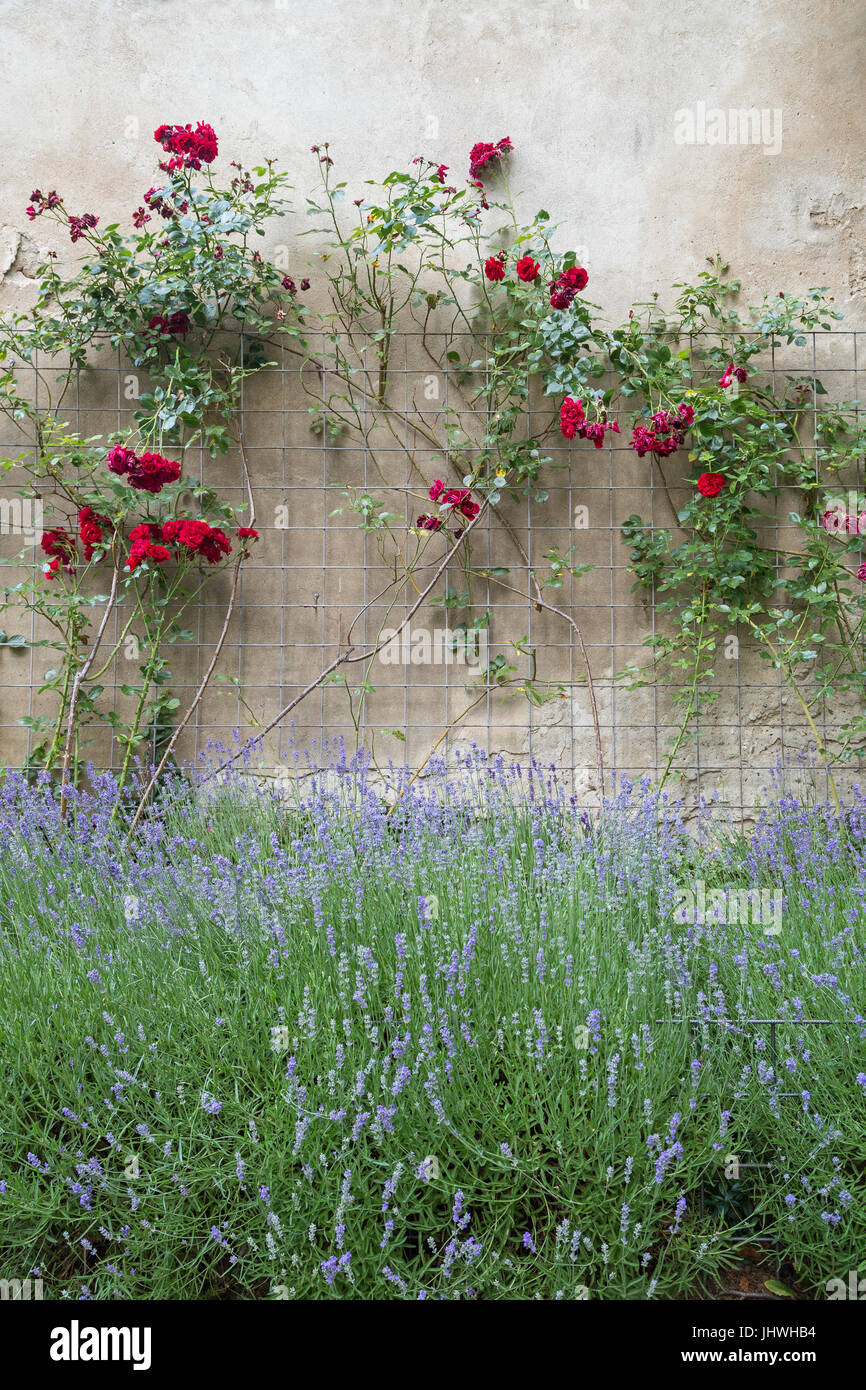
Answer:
[0,0,864,807]
[2,0,864,313]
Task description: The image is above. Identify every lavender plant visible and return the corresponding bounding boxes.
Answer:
[0,749,862,1300]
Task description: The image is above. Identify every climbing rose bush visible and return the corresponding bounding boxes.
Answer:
[0,119,300,792]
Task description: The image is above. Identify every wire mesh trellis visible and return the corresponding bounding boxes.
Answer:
[0,328,864,814]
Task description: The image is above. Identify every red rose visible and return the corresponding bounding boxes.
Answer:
[561,265,588,291]
[129,538,170,570]
[469,137,511,179]
[26,189,62,221]
[469,142,496,178]
[178,519,209,549]
[198,527,231,564]
[468,137,512,180]
[720,363,750,388]
[549,264,589,311]
[126,452,180,493]
[484,254,506,282]
[581,419,620,449]
[629,407,689,459]
[697,472,726,498]
[515,255,540,283]
[428,479,445,503]
[40,528,76,570]
[68,213,98,243]
[143,187,173,220]
[630,425,656,458]
[192,122,218,163]
[237,527,259,540]
[415,514,443,531]
[78,505,108,537]
[107,445,137,476]
[560,397,585,439]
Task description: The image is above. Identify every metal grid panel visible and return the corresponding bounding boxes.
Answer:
[0,329,864,813]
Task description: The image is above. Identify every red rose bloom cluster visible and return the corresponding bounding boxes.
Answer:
[148,311,191,336]
[429,479,480,520]
[143,187,173,220]
[559,397,621,449]
[696,472,726,499]
[162,517,232,563]
[78,506,110,562]
[67,212,99,243]
[559,397,585,439]
[719,361,748,389]
[154,122,219,170]
[40,528,76,575]
[629,404,694,458]
[126,523,172,572]
[468,137,513,180]
[581,419,621,449]
[549,265,588,311]
[417,479,480,530]
[484,252,506,282]
[26,189,62,221]
[107,446,181,495]
[858,563,866,582]
[126,518,234,572]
